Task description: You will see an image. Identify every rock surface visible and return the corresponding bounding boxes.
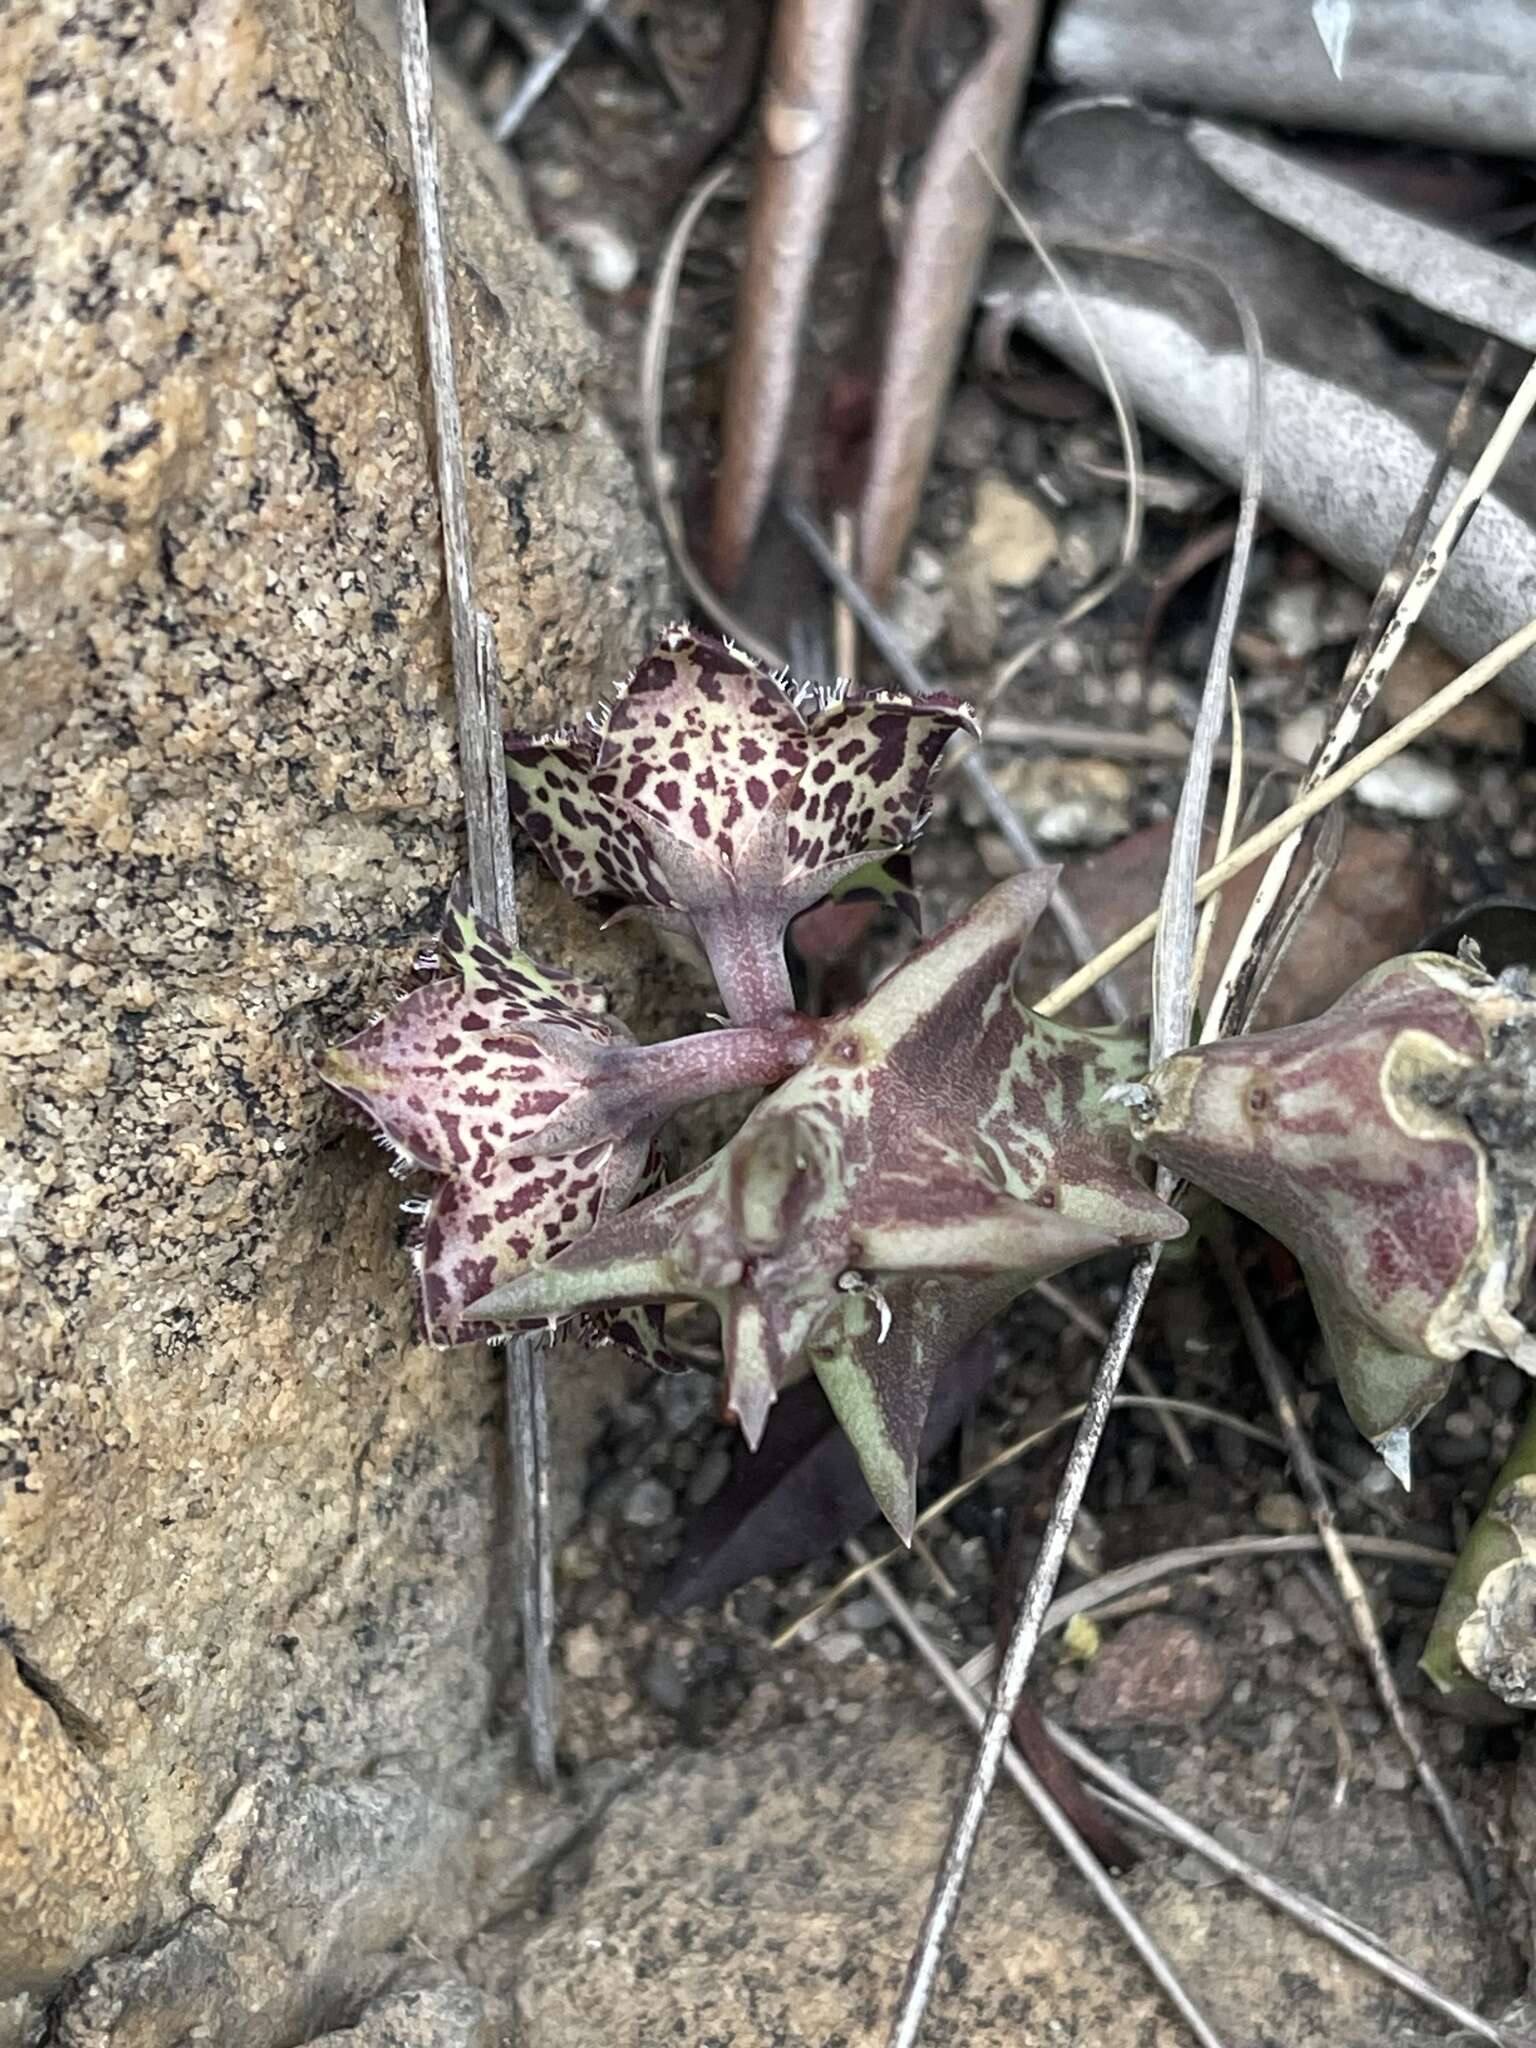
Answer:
[0,0,669,2034]
[509,1699,1491,2047]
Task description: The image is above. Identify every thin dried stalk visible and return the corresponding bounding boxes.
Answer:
[1049,1725,1526,2048]
[774,1399,1392,1650]
[1206,345,1535,1041]
[1036,1278,1194,1469]
[1186,682,1245,1018]
[1216,341,1498,1031]
[990,232,1268,708]
[780,497,1128,1019]
[491,0,613,143]
[1141,261,1264,1062]
[867,1557,1523,2048]
[709,0,870,589]
[888,265,1259,2029]
[397,0,556,1786]
[979,166,1143,705]
[847,1545,1230,2048]
[857,1,1047,597]
[987,716,1292,774]
[1036,611,1536,1020]
[640,162,789,669]
[960,1536,1451,1692]
[1212,1230,1486,1905]
[884,1248,1160,2048]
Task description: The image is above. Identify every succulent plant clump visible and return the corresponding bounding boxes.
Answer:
[318,624,1536,1551]
[470,870,1185,1535]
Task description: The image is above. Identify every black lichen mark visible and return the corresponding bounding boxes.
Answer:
[277,375,346,517]
[101,419,162,473]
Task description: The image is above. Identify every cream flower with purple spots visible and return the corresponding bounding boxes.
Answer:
[504,625,974,1023]
[316,900,652,1348]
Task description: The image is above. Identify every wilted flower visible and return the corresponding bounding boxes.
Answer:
[468,871,1184,1534]
[1136,952,1536,1453]
[315,902,652,1347]
[504,625,973,1024]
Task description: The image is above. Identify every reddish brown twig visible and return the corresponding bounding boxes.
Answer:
[709,0,870,590]
[857,1,1046,598]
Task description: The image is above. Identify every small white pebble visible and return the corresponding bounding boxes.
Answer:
[560,219,639,295]
[1265,582,1324,660]
[1355,751,1461,820]
[1277,705,1327,765]
[563,1624,604,1680]
[815,1629,865,1667]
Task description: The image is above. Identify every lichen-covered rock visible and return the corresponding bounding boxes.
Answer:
[0,0,668,2030]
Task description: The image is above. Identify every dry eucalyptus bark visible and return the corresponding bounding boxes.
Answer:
[995,103,1536,712]
[1048,0,1536,156]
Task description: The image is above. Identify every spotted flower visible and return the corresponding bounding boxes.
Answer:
[504,625,974,1024]
[316,901,653,1348]
[468,872,1185,1535]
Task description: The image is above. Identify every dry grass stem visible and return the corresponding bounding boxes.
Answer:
[1187,681,1246,1023]
[849,1544,1230,2048]
[1037,610,1536,1019]
[396,0,556,1786]
[864,1552,1517,2047]
[1207,346,1536,1039]
[957,1532,1454,1691]
[1048,1721,1526,2048]
[1149,268,1264,1068]
[491,0,613,143]
[884,1248,1162,2048]
[1036,1278,1194,1468]
[986,716,1292,773]
[1212,1231,1486,1904]
[772,1397,1391,1651]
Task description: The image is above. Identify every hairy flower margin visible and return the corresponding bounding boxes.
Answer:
[503,625,974,1025]
[320,625,1536,1574]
